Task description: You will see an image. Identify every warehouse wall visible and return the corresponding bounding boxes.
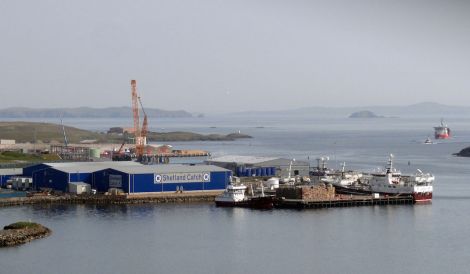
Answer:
[69,173,92,184]
[33,169,68,191]
[92,168,130,193]
[23,164,51,177]
[128,170,230,194]
[0,175,14,187]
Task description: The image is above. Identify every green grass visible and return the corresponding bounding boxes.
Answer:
[0,151,61,163]
[0,121,106,143]
[4,221,40,230]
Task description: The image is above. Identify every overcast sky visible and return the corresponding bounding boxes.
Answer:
[1,0,469,113]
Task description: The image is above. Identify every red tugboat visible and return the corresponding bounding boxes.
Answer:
[434,119,451,139]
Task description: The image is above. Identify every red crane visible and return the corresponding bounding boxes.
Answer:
[131,80,148,159]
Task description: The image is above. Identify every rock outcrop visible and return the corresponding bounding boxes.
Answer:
[0,222,51,247]
[455,147,470,157]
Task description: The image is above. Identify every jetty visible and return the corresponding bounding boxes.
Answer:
[273,184,415,209]
[275,195,414,209]
[0,191,223,207]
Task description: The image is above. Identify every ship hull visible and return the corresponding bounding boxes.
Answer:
[331,185,370,195]
[413,192,432,203]
[332,185,432,203]
[215,196,274,209]
[435,133,450,139]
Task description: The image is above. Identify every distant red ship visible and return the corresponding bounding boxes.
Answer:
[434,119,451,139]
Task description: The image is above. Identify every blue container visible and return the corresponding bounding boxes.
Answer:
[255,168,260,176]
[264,167,270,176]
[261,168,266,176]
[236,167,243,176]
[246,168,252,177]
[270,167,276,176]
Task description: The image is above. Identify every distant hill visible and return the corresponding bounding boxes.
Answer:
[0,122,251,143]
[228,102,470,118]
[0,107,193,118]
[349,110,383,118]
[0,121,104,143]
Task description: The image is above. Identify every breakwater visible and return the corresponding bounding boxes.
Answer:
[0,191,223,207]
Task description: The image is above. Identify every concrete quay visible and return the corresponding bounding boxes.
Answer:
[0,191,223,207]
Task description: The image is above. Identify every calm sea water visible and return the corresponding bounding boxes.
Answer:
[1,115,470,274]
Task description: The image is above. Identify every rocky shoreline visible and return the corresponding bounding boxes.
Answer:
[0,222,51,247]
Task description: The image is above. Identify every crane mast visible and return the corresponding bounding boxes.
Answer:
[138,96,148,142]
[131,80,148,159]
[131,80,140,139]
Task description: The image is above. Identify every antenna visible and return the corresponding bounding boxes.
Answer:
[61,119,68,147]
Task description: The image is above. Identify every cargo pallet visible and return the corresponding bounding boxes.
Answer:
[274,195,415,209]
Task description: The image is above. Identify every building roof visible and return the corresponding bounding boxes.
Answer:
[0,168,23,175]
[206,155,309,166]
[109,164,229,174]
[41,161,143,174]
[207,155,279,165]
[258,158,309,166]
[27,162,230,174]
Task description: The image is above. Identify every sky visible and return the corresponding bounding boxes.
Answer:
[1,0,469,113]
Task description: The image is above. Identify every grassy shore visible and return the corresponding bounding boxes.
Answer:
[0,121,252,144]
[0,151,61,163]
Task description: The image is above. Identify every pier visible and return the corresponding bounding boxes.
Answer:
[274,195,415,209]
[0,191,223,207]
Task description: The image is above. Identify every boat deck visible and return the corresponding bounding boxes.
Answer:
[275,195,415,209]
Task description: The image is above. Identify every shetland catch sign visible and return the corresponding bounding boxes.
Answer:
[154,172,211,184]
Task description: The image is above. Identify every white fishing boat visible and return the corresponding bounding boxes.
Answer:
[215,184,274,209]
[367,155,433,202]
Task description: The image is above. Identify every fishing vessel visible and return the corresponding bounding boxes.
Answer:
[367,155,434,202]
[320,162,368,195]
[214,184,274,209]
[434,119,451,139]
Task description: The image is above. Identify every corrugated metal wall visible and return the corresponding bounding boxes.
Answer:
[130,171,230,193]
[33,169,68,191]
[99,170,231,194]
[92,168,129,193]
[0,175,14,187]
[23,163,51,177]
[69,173,92,184]
[29,167,231,194]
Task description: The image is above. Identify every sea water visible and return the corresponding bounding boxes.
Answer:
[1,115,469,274]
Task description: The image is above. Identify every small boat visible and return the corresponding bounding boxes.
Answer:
[215,184,274,209]
[424,137,433,144]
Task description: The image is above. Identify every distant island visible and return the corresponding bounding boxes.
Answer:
[0,107,193,118]
[454,147,470,157]
[349,110,384,118]
[0,122,251,143]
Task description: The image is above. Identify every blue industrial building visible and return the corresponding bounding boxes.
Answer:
[92,165,231,194]
[23,162,231,194]
[26,162,142,192]
[205,155,310,178]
